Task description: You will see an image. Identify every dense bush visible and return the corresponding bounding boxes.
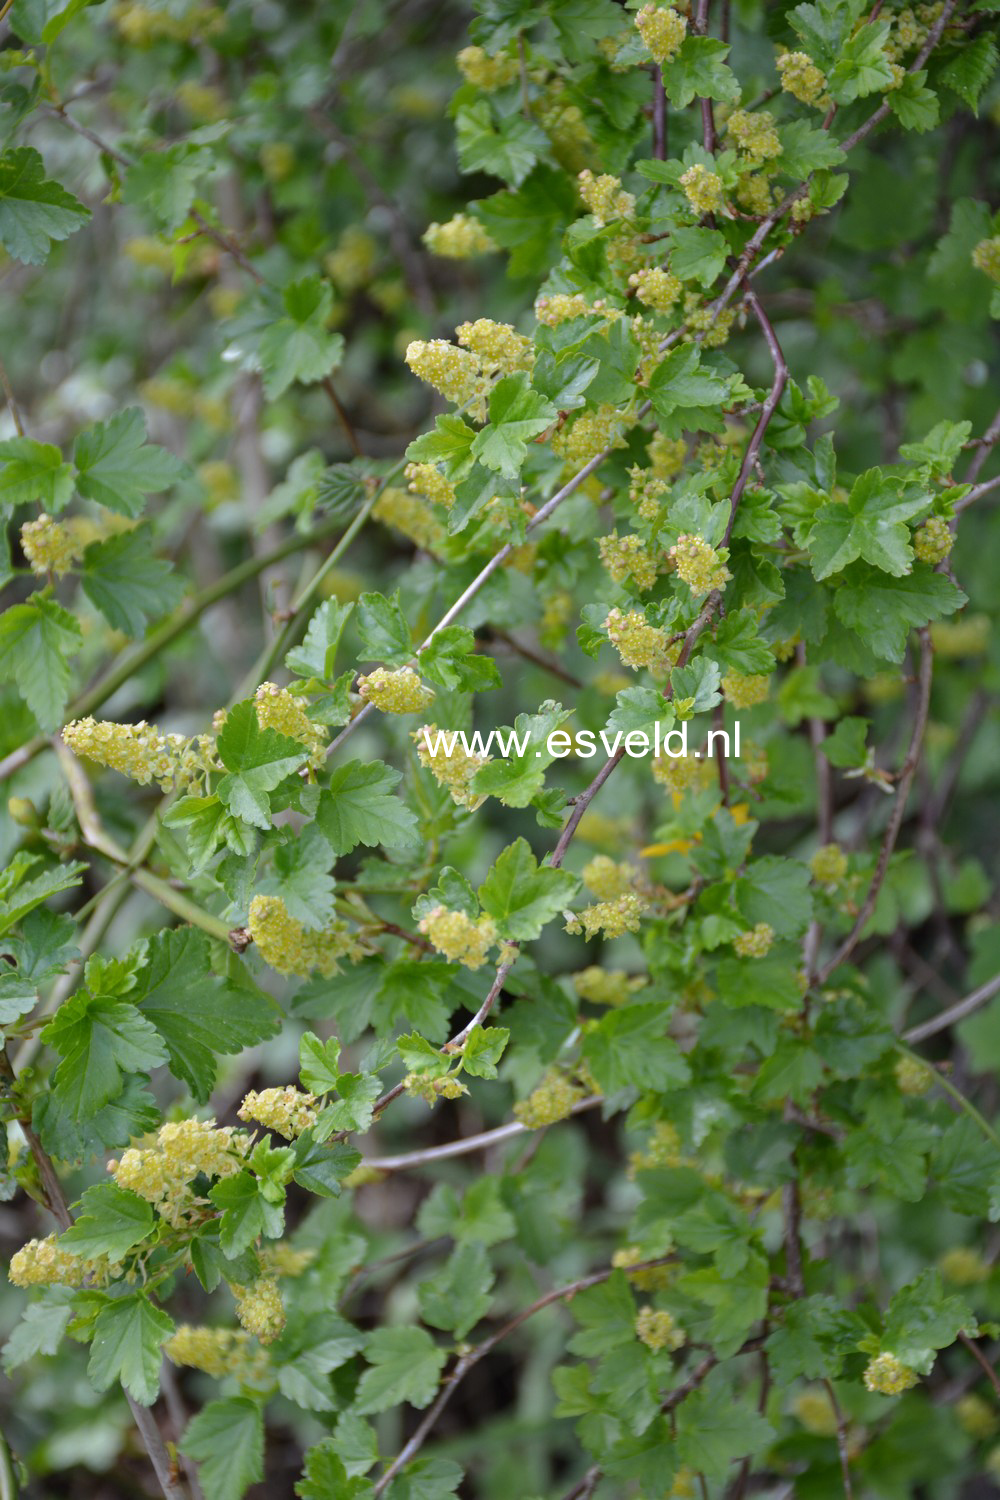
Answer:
[2,0,1000,1496]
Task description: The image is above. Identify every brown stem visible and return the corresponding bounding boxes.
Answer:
[958,1331,1000,1400]
[903,973,1000,1045]
[818,629,933,984]
[823,1379,855,1499]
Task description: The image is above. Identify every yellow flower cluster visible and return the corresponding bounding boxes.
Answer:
[233,1276,286,1343]
[605,607,672,673]
[423,213,498,258]
[686,299,736,348]
[403,1071,468,1105]
[629,267,683,313]
[938,1247,990,1285]
[863,1352,919,1395]
[373,487,447,552]
[931,615,990,657]
[238,1086,319,1138]
[63,716,181,792]
[636,1306,686,1352]
[254,682,327,767]
[259,1244,317,1278]
[417,905,497,968]
[726,109,783,163]
[722,671,770,708]
[792,1389,839,1436]
[413,723,490,809]
[894,1055,933,1096]
[777,50,829,106]
[680,165,725,216]
[165,1325,271,1381]
[357,666,436,714]
[578,170,635,226]
[259,141,296,182]
[650,432,688,479]
[737,173,775,215]
[612,1245,674,1291]
[652,752,715,794]
[733,921,774,957]
[809,843,847,884]
[913,515,953,563]
[9,1234,92,1288]
[248,894,361,979]
[536,292,593,326]
[112,1118,248,1227]
[536,88,594,172]
[629,1119,683,1173]
[112,3,225,46]
[541,588,574,644]
[670,534,731,597]
[405,339,481,406]
[635,2,688,64]
[325,227,377,293]
[457,318,534,375]
[565,891,646,939]
[629,466,670,523]
[20,515,93,576]
[513,1069,584,1128]
[456,44,519,89]
[553,404,629,466]
[582,855,635,901]
[405,461,456,510]
[574,966,643,1006]
[598,531,659,591]
[957,1394,999,1440]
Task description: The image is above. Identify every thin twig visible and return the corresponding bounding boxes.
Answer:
[958,1331,1000,1400]
[363,1097,602,1172]
[823,1379,855,1499]
[0,352,24,435]
[903,973,1000,1044]
[653,66,667,159]
[817,629,933,984]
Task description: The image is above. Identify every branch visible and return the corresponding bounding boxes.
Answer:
[372,1257,675,1495]
[963,404,1000,485]
[362,1096,602,1171]
[822,1379,855,1499]
[903,972,1000,1045]
[817,628,933,985]
[723,286,788,545]
[958,1331,1000,1400]
[0,351,24,435]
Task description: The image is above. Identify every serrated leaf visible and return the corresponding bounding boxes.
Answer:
[210,1170,284,1256]
[73,408,185,517]
[61,1184,154,1260]
[478,837,579,941]
[0,146,89,264]
[356,1327,447,1414]
[259,276,345,399]
[286,599,354,681]
[0,436,74,513]
[316,760,418,855]
[355,591,412,663]
[0,594,82,731]
[418,1243,494,1339]
[470,373,557,478]
[81,526,185,637]
[41,991,167,1119]
[88,1294,173,1405]
[182,1398,264,1500]
[833,567,966,661]
[216,699,308,830]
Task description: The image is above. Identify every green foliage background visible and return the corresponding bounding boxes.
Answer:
[1,0,1000,1497]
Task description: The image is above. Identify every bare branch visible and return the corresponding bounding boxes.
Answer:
[903,973,1000,1045]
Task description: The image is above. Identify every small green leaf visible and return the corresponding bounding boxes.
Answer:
[259,276,346,399]
[182,1398,264,1500]
[61,1184,155,1260]
[73,408,185,518]
[0,595,82,731]
[88,1294,174,1405]
[478,837,579,941]
[81,526,185,636]
[0,436,75,513]
[0,147,90,265]
[471,373,557,478]
[356,1327,447,1414]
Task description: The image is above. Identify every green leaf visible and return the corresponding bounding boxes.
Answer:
[216,699,308,830]
[807,468,928,579]
[777,120,847,178]
[259,276,345,399]
[827,19,894,102]
[455,101,547,187]
[290,1132,361,1196]
[73,408,185,517]
[356,591,412,663]
[675,1383,774,1479]
[888,70,940,132]
[0,595,82,731]
[61,1184,154,1260]
[734,856,813,939]
[418,1242,494,1339]
[123,143,215,229]
[669,226,729,287]
[0,436,75,512]
[209,1169,284,1256]
[567,1271,636,1357]
[356,1327,447,1414]
[316,761,418,856]
[296,1445,374,1499]
[882,1270,973,1373]
[182,1398,264,1500]
[460,1025,509,1080]
[286,599,354,681]
[132,927,280,1102]
[0,854,86,940]
[0,146,89,264]
[820,715,869,768]
[34,1074,159,1164]
[833,567,966,662]
[2,1291,74,1372]
[583,1004,690,1093]
[88,1294,174,1406]
[477,837,579,941]
[470,373,557,479]
[41,991,168,1119]
[939,33,998,112]
[648,344,728,420]
[81,526,186,637]
[389,1458,463,1500]
[405,415,477,477]
[299,1030,342,1093]
[659,36,740,107]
